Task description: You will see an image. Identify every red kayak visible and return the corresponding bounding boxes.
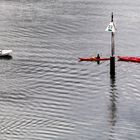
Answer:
[118,56,140,62]
[79,57,110,61]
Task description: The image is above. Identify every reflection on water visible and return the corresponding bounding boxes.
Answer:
[109,77,118,140]
[0,55,12,60]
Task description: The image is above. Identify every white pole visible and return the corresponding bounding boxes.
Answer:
[110,12,115,77]
[111,12,115,57]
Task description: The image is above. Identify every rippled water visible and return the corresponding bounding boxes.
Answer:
[0,0,140,140]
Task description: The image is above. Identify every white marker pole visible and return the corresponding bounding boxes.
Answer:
[110,12,115,77]
[111,13,115,57]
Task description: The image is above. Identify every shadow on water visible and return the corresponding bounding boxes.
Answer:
[108,76,118,140]
[78,60,101,64]
[0,55,13,60]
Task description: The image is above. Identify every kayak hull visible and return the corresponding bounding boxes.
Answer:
[79,57,110,61]
[118,56,140,63]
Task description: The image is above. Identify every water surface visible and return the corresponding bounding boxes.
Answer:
[0,0,140,140]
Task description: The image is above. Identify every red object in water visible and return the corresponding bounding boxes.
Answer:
[79,57,110,61]
[118,56,140,62]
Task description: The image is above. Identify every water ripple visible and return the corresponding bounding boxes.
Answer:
[0,0,140,140]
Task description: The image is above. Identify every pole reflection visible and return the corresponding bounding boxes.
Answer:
[108,76,118,140]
